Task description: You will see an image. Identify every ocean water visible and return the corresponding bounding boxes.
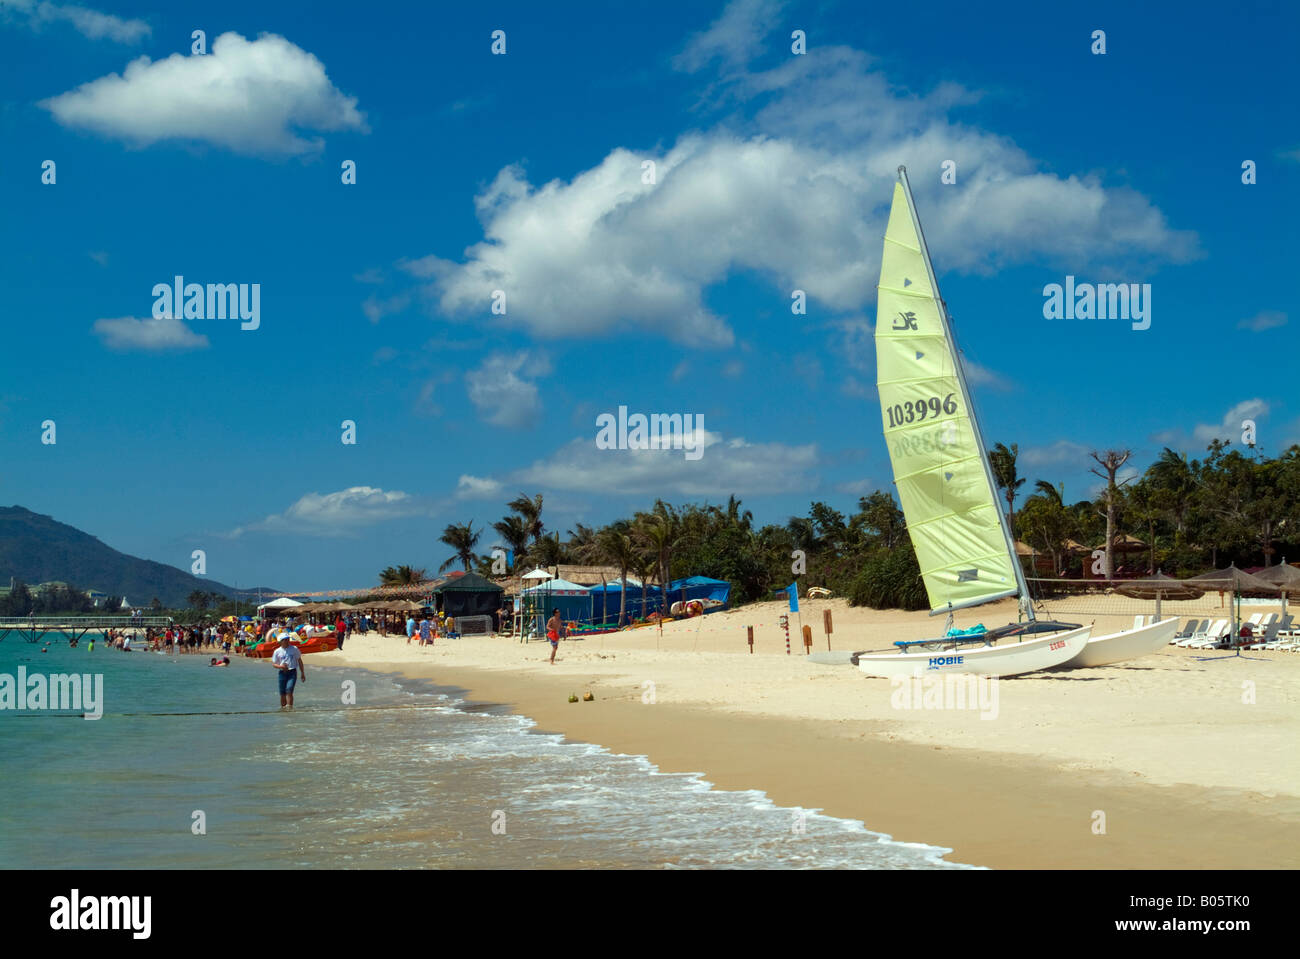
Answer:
[0,634,974,869]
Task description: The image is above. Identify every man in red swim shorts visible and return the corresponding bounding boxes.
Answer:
[546,609,562,664]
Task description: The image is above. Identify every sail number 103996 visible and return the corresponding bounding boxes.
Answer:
[886,393,958,428]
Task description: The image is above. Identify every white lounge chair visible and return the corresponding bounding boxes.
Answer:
[1171,619,1202,644]
[1176,619,1216,647]
[1184,619,1228,648]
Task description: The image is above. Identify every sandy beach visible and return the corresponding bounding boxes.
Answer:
[312,597,1300,868]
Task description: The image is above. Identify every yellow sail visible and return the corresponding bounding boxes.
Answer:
[875,179,1019,613]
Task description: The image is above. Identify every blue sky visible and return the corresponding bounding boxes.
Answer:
[1,0,1297,592]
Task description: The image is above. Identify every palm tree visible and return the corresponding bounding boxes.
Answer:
[506,493,545,544]
[532,532,563,577]
[594,524,637,625]
[492,516,531,568]
[379,565,429,586]
[439,522,482,572]
[635,505,681,608]
[566,523,599,564]
[989,442,1026,530]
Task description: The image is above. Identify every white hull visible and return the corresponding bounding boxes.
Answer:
[1057,617,1179,668]
[855,625,1092,679]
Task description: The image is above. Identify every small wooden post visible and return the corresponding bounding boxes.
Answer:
[823,608,833,651]
[801,624,812,654]
[747,625,754,654]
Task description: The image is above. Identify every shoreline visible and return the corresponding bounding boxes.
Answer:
[317,613,1300,869]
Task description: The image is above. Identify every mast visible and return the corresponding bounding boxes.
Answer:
[895,165,1034,621]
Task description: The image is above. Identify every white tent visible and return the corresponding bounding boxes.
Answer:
[257,597,304,611]
[521,578,589,595]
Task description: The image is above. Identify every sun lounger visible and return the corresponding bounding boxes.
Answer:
[1238,613,1275,649]
[1171,619,1202,644]
[1183,619,1228,648]
[1177,619,1217,647]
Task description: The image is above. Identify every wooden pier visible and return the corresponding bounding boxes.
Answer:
[0,615,174,644]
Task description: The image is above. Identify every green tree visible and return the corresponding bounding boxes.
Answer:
[989,442,1026,529]
[438,522,482,572]
[380,565,429,586]
[506,493,545,544]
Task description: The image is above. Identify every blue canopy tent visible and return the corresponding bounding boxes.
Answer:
[666,576,731,611]
[520,578,592,626]
[588,579,664,626]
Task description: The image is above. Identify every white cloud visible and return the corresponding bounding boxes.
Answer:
[230,486,422,537]
[369,0,1197,354]
[93,315,208,352]
[3,0,150,43]
[456,475,504,498]
[834,477,875,496]
[1020,440,1091,469]
[673,0,786,73]
[465,351,547,428]
[497,430,819,497]
[40,31,366,156]
[1149,399,1269,450]
[1237,310,1287,332]
[1192,399,1268,445]
[362,291,411,323]
[962,357,1013,391]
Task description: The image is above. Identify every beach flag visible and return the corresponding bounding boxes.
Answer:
[776,583,799,612]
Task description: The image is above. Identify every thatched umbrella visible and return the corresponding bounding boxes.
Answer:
[1185,565,1281,649]
[1253,560,1300,619]
[1116,571,1205,620]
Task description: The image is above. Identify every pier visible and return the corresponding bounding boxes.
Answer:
[0,615,174,645]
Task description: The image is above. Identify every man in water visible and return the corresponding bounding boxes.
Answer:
[271,635,306,709]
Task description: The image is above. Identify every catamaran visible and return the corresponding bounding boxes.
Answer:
[854,167,1095,679]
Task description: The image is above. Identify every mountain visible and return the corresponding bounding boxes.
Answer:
[0,506,278,607]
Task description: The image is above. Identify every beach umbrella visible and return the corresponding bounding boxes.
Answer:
[1253,560,1300,619]
[1185,565,1281,650]
[1116,571,1205,620]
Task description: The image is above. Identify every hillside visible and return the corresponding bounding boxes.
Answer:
[0,506,277,607]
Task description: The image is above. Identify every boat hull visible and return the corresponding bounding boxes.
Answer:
[1057,617,1179,668]
[855,625,1092,679]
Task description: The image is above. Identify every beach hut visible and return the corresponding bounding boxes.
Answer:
[587,578,664,626]
[521,577,591,625]
[433,571,504,618]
